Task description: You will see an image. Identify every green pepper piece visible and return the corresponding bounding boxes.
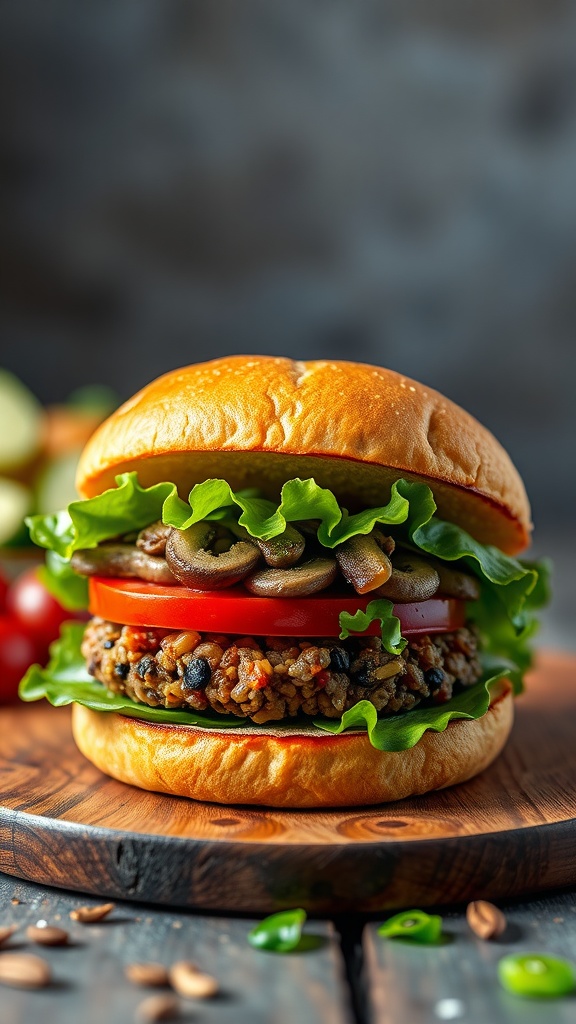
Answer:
[498,953,575,998]
[377,909,443,944]
[247,909,307,952]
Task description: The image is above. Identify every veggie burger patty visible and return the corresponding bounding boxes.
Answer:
[83,618,482,725]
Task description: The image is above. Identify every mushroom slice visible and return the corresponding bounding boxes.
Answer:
[71,545,176,584]
[255,525,306,568]
[430,561,481,601]
[374,551,440,603]
[245,558,338,597]
[136,521,171,556]
[335,533,393,594]
[165,522,260,590]
[227,521,305,568]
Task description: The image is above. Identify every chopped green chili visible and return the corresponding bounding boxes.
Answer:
[247,909,307,953]
[498,953,575,998]
[377,909,443,944]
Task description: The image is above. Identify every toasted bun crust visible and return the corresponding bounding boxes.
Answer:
[76,356,531,554]
[71,684,513,808]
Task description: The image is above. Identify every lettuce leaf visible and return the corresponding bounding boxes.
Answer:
[41,551,89,612]
[163,475,413,545]
[339,599,406,656]
[18,622,512,751]
[26,473,178,559]
[312,670,510,751]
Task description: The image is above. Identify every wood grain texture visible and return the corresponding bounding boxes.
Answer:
[365,890,576,1023]
[1,651,575,912]
[0,873,351,1024]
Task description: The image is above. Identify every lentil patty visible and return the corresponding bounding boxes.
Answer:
[82,618,483,725]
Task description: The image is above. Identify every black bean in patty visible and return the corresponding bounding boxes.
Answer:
[424,667,445,691]
[135,654,157,679]
[182,657,211,692]
[329,646,350,672]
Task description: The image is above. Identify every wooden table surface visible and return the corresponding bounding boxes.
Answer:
[2,873,576,1022]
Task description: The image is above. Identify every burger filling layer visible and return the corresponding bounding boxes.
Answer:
[82,618,482,725]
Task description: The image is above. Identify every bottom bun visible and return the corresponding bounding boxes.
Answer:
[71,681,513,808]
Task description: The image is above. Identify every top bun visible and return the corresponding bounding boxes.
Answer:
[77,356,531,554]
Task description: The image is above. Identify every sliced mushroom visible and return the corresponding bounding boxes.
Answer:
[227,521,305,568]
[71,545,176,584]
[430,560,481,601]
[136,521,172,557]
[255,525,306,568]
[245,558,338,597]
[374,551,440,603]
[165,522,260,590]
[295,519,321,536]
[335,533,394,594]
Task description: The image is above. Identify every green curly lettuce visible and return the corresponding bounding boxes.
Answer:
[26,473,178,559]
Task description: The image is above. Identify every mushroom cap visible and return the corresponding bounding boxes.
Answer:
[76,356,531,555]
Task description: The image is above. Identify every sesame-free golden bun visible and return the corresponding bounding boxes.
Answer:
[72,683,513,808]
[77,355,531,555]
[73,356,527,807]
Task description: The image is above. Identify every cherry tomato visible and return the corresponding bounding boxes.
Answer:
[7,567,71,649]
[0,616,38,703]
[0,569,8,612]
[88,577,466,637]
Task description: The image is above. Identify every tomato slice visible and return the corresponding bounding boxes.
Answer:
[88,577,466,637]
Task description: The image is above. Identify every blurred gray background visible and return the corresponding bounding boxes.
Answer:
[0,1,574,644]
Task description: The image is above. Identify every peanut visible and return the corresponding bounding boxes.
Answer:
[466,900,506,940]
[0,953,51,989]
[125,962,170,987]
[169,960,218,999]
[70,902,115,923]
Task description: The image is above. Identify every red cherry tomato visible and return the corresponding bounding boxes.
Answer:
[88,577,466,637]
[0,570,8,612]
[0,616,38,703]
[7,567,71,649]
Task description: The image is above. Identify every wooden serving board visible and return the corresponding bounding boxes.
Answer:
[1,651,575,914]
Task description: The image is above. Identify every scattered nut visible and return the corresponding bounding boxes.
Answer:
[0,926,18,947]
[10,899,20,906]
[125,963,170,987]
[135,993,179,1022]
[0,925,18,946]
[0,953,51,989]
[26,924,69,946]
[466,900,506,940]
[70,902,115,923]
[169,961,218,999]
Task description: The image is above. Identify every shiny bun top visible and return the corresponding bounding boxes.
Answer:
[76,356,531,554]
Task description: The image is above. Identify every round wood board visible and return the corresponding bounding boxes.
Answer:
[1,650,575,914]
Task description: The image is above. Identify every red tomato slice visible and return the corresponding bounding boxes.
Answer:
[88,577,466,637]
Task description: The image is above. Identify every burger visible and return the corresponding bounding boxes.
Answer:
[22,356,548,807]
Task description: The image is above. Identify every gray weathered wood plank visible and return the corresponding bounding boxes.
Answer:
[365,890,576,1023]
[0,874,352,1024]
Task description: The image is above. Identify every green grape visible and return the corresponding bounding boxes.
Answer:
[377,909,443,944]
[498,953,575,998]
